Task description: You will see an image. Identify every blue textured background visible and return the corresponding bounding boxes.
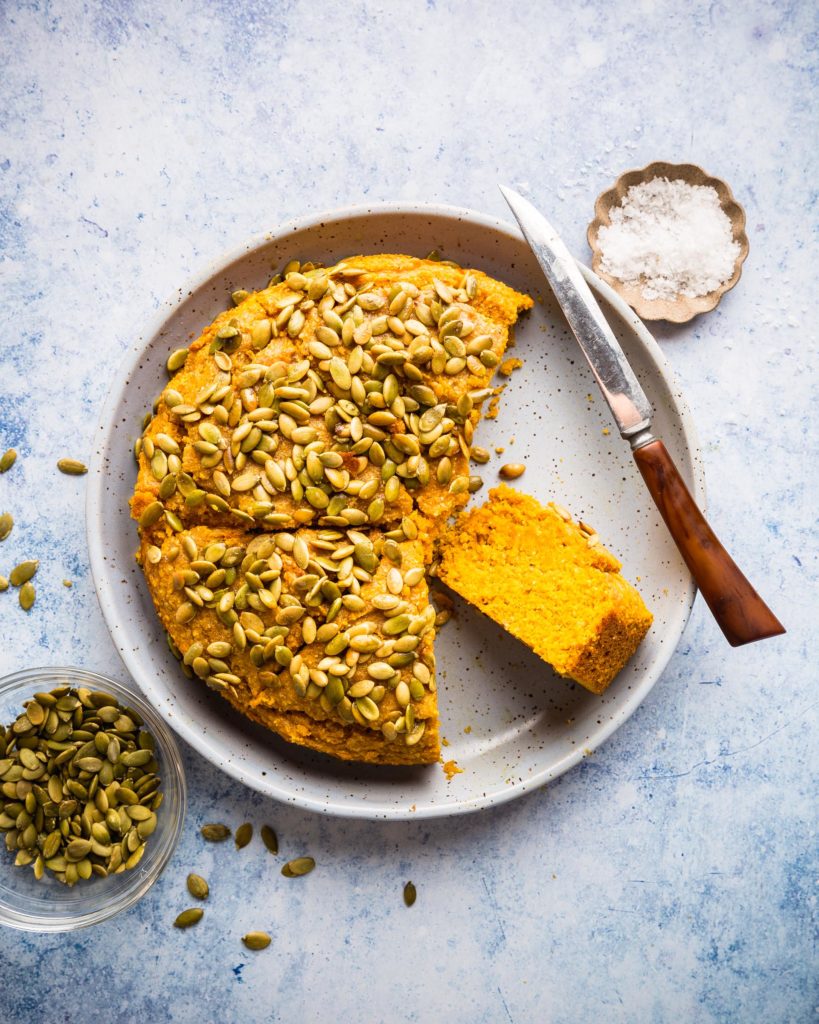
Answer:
[0,2,816,1022]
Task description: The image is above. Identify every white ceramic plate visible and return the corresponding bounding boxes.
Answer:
[88,203,704,820]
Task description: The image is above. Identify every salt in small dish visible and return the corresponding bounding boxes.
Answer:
[587,161,749,324]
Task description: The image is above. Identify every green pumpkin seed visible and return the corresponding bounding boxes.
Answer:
[187,873,209,900]
[403,881,417,907]
[166,348,189,373]
[281,856,315,878]
[9,560,38,586]
[0,449,17,473]
[242,931,271,950]
[18,581,35,611]
[139,501,164,528]
[0,512,13,541]
[201,823,231,842]
[0,683,163,885]
[174,908,204,929]
[235,822,253,849]
[260,824,278,854]
[57,458,88,475]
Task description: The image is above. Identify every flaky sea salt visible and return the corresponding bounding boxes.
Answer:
[597,177,741,301]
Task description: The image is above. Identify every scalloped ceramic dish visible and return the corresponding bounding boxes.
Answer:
[588,162,749,324]
[87,203,704,820]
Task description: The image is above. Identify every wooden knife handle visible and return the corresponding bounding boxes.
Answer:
[632,439,785,647]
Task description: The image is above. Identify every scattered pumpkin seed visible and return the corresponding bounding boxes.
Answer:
[174,908,204,929]
[0,512,13,541]
[0,449,16,473]
[57,458,88,476]
[234,822,253,849]
[9,560,38,586]
[242,931,272,950]
[403,880,417,907]
[18,581,35,611]
[281,856,315,877]
[187,873,209,900]
[0,576,8,591]
[201,823,231,842]
[260,824,278,854]
[499,463,525,479]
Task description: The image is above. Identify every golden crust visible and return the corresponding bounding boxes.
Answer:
[436,486,653,694]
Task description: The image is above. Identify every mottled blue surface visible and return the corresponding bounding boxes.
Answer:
[0,1,816,1021]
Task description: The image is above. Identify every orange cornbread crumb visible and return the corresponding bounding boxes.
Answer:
[498,357,523,376]
[437,486,652,693]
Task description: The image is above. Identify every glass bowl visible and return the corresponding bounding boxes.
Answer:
[0,667,186,932]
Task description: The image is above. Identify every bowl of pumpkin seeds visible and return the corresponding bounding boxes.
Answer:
[0,666,186,931]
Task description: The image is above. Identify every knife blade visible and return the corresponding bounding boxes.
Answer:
[499,184,785,647]
[499,184,654,443]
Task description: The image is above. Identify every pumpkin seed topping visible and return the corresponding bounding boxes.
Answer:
[242,930,272,950]
[136,257,517,753]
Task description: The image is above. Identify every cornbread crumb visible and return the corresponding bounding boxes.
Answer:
[437,486,652,694]
[498,357,523,377]
[442,759,463,781]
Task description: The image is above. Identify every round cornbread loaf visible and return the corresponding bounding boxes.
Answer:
[131,255,533,764]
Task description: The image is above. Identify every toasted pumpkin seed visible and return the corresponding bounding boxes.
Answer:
[260,824,278,854]
[281,856,315,877]
[174,908,204,929]
[235,822,253,849]
[201,823,231,842]
[0,512,13,541]
[403,881,417,907]
[0,449,17,473]
[57,458,88,475]
[242,931,272,950]
[9,560,38,586]
[187,873,209,900]
[166,348,189,373]
[499,463,525,479]
[18,581,35,611]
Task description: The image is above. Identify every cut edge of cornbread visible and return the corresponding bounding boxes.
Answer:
[436,486,653,693]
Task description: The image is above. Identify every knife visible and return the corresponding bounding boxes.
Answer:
[500,184,785,647]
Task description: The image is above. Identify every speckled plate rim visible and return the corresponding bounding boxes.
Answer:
[87,202,704,820]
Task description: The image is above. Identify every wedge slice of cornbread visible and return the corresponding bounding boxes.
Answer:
[436,486,653,693]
